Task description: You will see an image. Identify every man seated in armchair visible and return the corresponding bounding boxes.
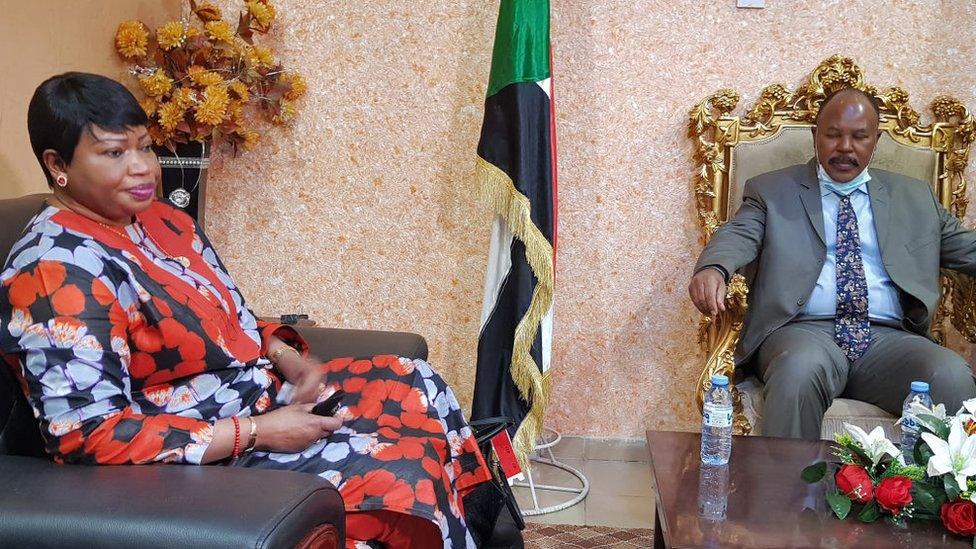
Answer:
[688,87,976,440]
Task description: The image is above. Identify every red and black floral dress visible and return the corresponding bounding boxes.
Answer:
[0,201,490,548]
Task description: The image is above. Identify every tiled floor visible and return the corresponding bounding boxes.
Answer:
[512,436,655,529]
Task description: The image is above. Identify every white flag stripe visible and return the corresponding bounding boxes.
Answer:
[536,77,551,99]
[540,304,553,373]
[479,215,514,332]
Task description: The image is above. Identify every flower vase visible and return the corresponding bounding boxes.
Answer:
[154,141,210,227]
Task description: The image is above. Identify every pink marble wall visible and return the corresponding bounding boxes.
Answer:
[204,0,976,436]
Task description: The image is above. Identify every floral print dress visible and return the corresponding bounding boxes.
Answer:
[0,201,490,548]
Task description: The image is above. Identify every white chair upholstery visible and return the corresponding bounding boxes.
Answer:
[737,376,898,441]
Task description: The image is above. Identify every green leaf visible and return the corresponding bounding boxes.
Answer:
[916,413,950,439]
[858,500,882,523]
[946,476,962,501]
[915,440,935,468]
[802,461,827,483]
[826,492,852,520]
[971,534,976,549]
[912,483,937,514]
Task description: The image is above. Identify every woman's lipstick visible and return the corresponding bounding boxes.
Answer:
[127,183,156,201]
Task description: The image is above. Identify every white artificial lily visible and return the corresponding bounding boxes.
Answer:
[916,401,947,421]
[921,417,976,490]
[958,398,976,418]
[843,423,901,468]
[898,401,948,426]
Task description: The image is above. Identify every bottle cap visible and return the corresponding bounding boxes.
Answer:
[710,375,729,387]
[910,381,929,393]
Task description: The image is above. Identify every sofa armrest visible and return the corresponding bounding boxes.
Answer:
[0,455,344,549]
[295,326,428,361]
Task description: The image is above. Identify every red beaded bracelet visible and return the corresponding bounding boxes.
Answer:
[231,416,241,458]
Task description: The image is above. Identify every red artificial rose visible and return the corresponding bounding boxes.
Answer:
[835,464,874,503]
[875,476,912,514]
[942,501,976,536]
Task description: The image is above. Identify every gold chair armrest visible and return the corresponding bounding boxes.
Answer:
[696,274,753,435]
[949,270,976,344]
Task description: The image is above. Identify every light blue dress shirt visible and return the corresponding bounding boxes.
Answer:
[801,171,903,321]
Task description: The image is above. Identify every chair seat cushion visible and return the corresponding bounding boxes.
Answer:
[823,398,898,441]
[736,377,898,440]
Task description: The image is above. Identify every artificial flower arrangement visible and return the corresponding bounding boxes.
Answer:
[113,0,307,152]
[802,400,976,547]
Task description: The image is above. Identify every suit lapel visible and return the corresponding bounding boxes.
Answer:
[868,174,890,255]
[798,160,826,245]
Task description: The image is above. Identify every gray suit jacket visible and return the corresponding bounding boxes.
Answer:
[694,159,976,365]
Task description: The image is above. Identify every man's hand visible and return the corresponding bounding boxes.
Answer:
[689,268,727,316]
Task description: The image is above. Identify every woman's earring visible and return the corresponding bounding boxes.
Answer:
[56,175,67,187]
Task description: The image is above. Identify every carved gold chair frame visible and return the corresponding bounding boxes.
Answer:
[688,55,976,434]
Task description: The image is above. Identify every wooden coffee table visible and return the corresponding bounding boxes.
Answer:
[645,430,969,548]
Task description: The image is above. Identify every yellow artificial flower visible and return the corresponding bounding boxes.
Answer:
[241,129,261,150]
[138,71,174,98]
[156,21,187,50]
[194,85,230,126]
[273,100,297,125]
[204,20,235,43]
[228,81,250,102]
[227,100,245,123]
[115,21,149,59]
[171,88,197,110]
[247,1,276,28]
[139,97,158,117]
[157,101,185,132]
[188,65,223,87]
[283,72,307,101]
[246,45,274,68]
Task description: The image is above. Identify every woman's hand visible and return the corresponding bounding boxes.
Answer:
[252,404,341,453]
[286,355,327,404]
[266,336,327,404]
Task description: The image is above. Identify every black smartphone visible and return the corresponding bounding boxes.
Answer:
[311,390,345,417]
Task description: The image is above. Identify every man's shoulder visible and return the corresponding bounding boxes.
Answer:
[745,163,811,191]
[870,168,931,193]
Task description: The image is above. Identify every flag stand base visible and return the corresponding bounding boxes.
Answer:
[513,428,589,516]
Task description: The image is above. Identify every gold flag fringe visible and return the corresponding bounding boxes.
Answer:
[475,155,554,471]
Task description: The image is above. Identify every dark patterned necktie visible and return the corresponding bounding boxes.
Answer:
[834,194,870,361]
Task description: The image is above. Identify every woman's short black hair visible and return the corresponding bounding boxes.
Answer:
[27,72,149,187]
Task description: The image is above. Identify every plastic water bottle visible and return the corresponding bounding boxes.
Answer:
[701,374,733,465]
[901,381,932,464]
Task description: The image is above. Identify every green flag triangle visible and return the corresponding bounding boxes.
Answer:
[486,0,551,98]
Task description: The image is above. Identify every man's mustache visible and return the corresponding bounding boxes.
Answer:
[829,156,859,167]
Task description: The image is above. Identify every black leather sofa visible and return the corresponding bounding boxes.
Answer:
[0,194,430,548]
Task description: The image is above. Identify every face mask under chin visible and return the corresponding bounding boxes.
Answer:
[816,152,875,195]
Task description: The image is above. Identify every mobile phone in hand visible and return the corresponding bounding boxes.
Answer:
[311,390,345,417]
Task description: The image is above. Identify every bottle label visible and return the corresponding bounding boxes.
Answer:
[901,415,919,433]
[704,403,733,428]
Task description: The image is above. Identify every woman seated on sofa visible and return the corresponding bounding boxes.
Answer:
[0,72,490,548]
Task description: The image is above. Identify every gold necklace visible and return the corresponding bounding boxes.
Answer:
[137,224,192,269]
[81,212,192,270]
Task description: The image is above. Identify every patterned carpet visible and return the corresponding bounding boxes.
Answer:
[523,523,654,548]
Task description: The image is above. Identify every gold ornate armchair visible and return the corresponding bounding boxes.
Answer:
[689,55,976,438]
